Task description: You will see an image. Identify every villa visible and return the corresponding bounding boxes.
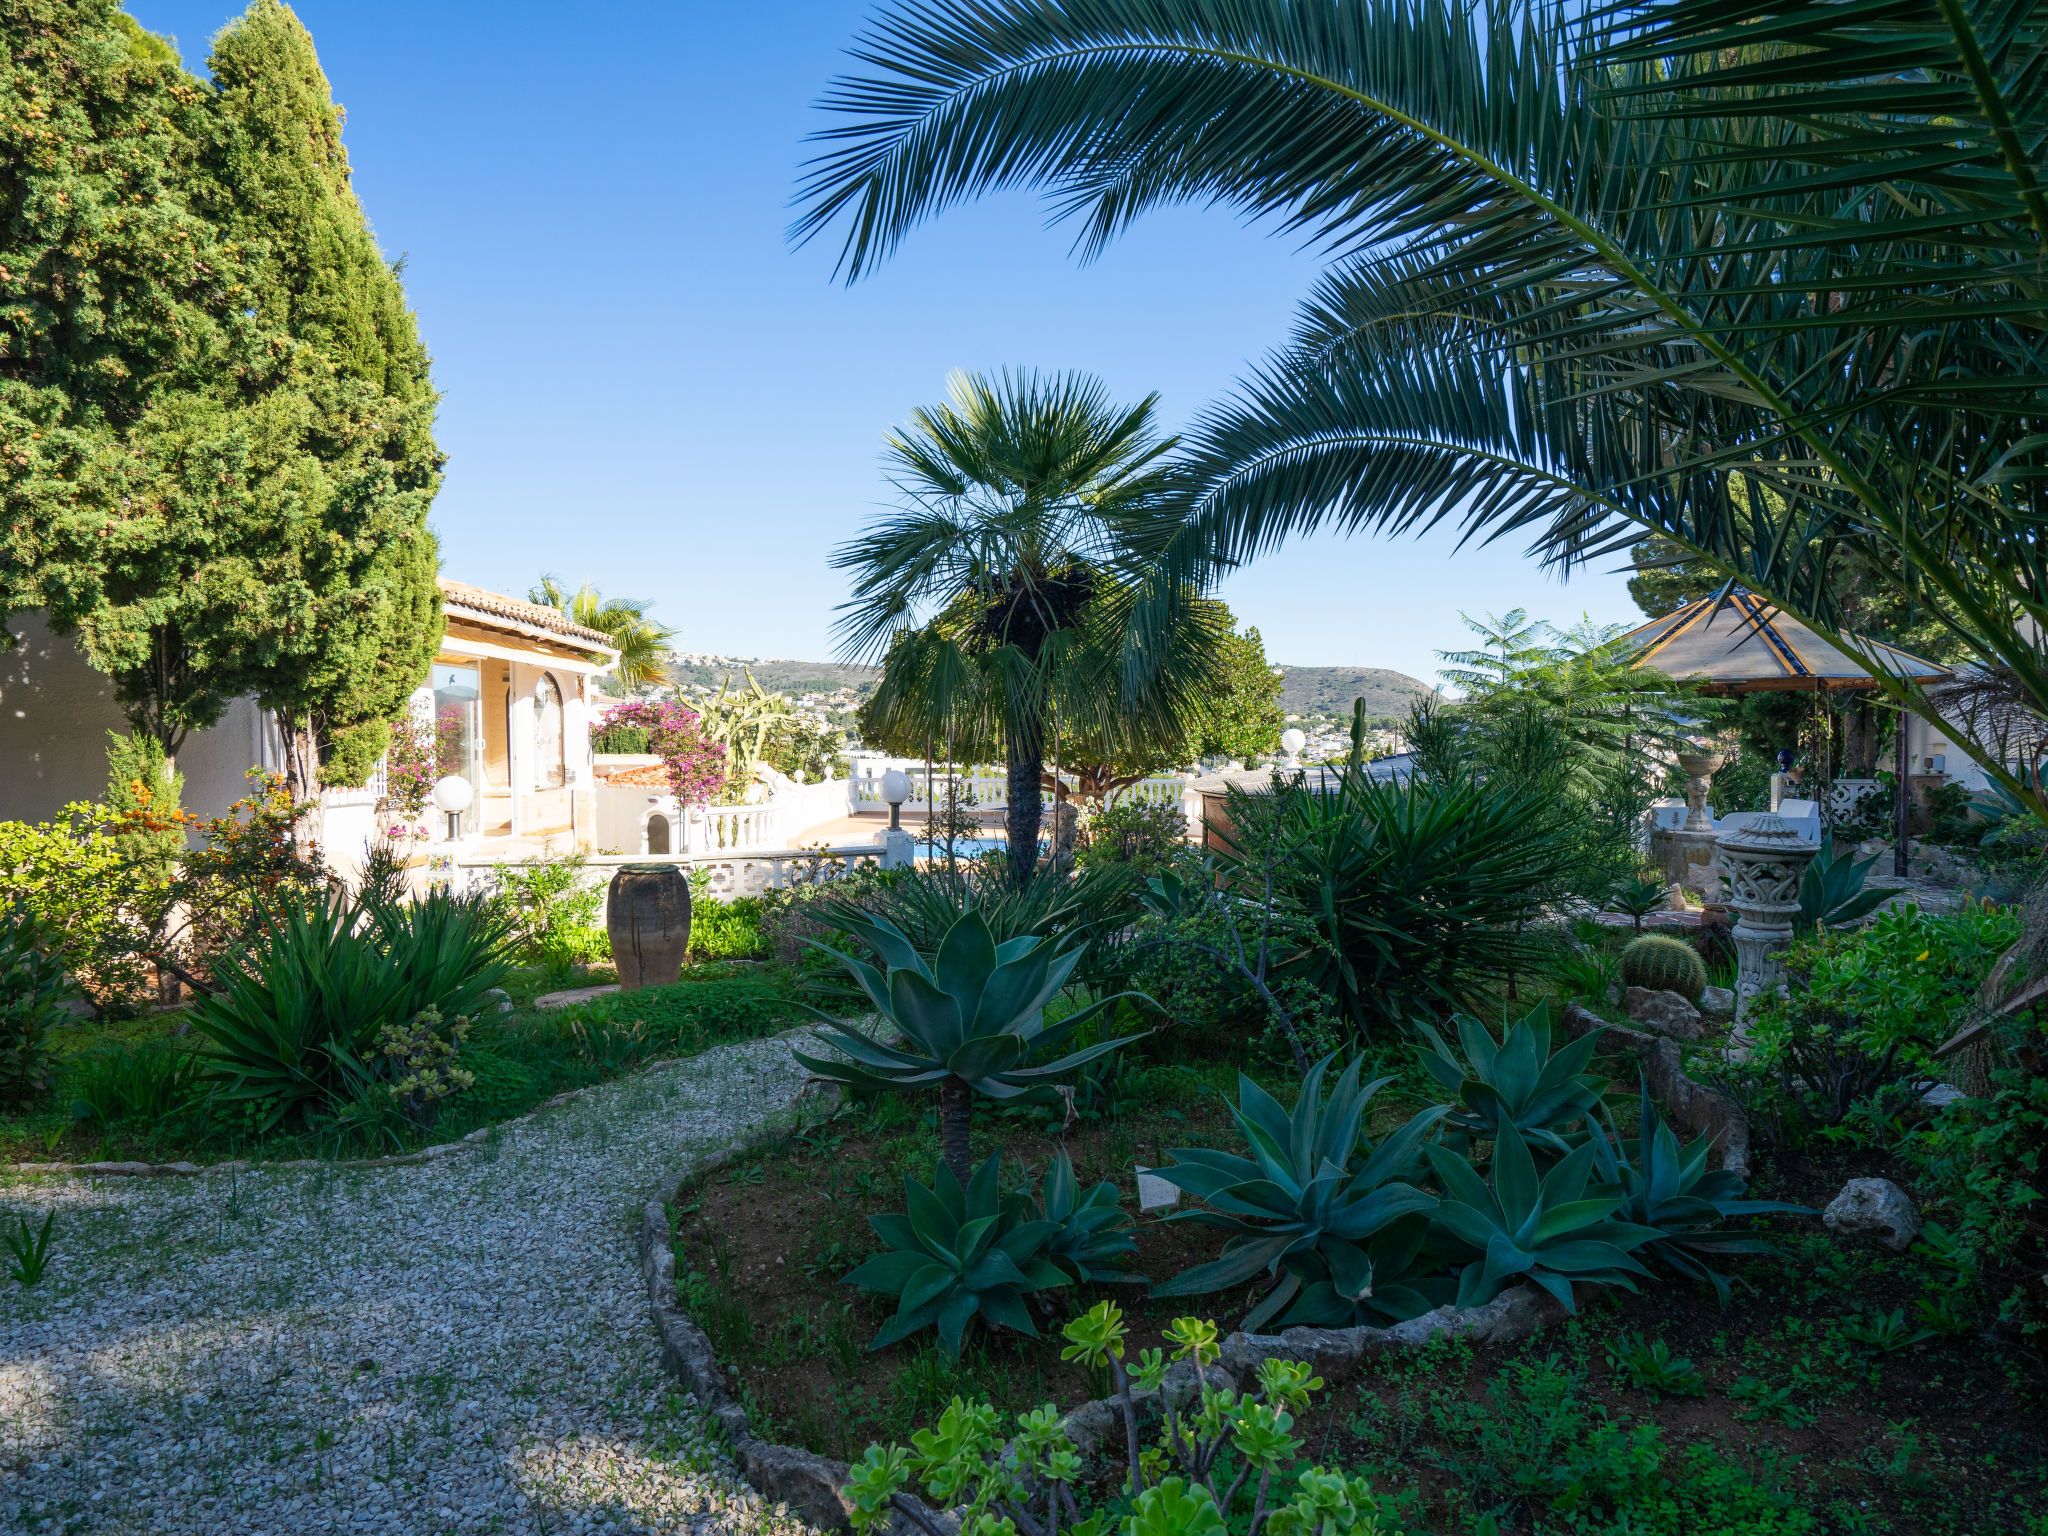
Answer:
[0,578,620,878]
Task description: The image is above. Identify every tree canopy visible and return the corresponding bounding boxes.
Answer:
[0,0,442,786]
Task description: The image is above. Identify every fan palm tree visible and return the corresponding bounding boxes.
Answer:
[834,367,1200,884]
[528,577,676,690]
[791,0,2048,813]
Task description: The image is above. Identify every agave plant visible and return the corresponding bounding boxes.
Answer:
[1795,835,1891,935]
[1148,1055,1445,1329]
[1590,1082,1810,1305]
[792,909,1147,1183]
[1415,1001,1606,1159]
[1424,1121,1661,1313]
[1037,1146,1141,1285]
[844,1153,1066,1355]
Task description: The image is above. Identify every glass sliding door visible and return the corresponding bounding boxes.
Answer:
[431,662,482,833]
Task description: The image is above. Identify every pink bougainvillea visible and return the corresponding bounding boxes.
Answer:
[383,713,438,819]
[592,700,727,806]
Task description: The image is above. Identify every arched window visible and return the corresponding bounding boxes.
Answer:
[645,813,670,855]
[533,672,566,788]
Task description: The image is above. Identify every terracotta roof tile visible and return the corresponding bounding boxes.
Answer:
[437,578,617,650]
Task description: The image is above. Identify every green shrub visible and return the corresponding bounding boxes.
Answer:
[191,892,512,1131]
[0,907,74,1108]
[1074,797,1189,876]
[590,723,652,754]
[1619,933,1707,999]
[62,1038,204,1126]
[1219,769,1583,1037]
[689,896,769,960]
[0,810,156,1009]
[486,850,601,963]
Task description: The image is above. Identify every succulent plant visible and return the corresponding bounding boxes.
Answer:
[1589,1081,1810,1303]
[793,908,1148,1183]
[843,1152,1067,1355]
[1414,1001,1607,1158]
[1037,1146,1142,1284]
[1148,1054,1446,1328]
[1424,1120,1662,1312]
[1618,934,1707,1000]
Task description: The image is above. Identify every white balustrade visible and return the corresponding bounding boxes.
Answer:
[450,839,911,908]
[849,765,1189,812]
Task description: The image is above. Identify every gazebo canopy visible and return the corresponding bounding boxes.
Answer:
[1623,591,1951,694]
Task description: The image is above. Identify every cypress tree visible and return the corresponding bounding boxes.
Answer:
[0,1,282,748]
[0,1,443,788]
[192,0,442,788]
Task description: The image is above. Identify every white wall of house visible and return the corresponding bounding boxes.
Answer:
[1,612,289,827]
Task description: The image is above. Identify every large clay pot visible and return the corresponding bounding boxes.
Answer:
[606,865,691,990]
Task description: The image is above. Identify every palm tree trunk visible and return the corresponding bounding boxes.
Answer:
[1005,745,1043,887]
[939,1075,973,1187]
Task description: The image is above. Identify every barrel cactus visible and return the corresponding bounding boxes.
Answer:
[1619,934,1707,1001]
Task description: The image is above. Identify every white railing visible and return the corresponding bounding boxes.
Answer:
[1826,778,1882,825]
[850,766,1190,812]
[448,837,912,908]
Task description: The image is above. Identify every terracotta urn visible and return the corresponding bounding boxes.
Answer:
[606,865,691,990]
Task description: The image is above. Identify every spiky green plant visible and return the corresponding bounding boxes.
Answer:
[1037,1145,1142,1284]
[1424,1121,1661,1312]
[1590,1082,1810,1304]
[1148,1055,1445,1328]
[1414,1001,1606,1158]
[792,908,1147,1184]
[1619,934,1707,1001]
[843,1153,1066,1354]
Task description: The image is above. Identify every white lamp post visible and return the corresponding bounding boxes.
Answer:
[433,774,473,841]
[1280,728,1306,768]
[880,767,912,830]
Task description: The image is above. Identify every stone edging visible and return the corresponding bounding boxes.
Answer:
[640,1152,1566,1534]
[1559,1001,1752,1178]
[4,1052,706,1181]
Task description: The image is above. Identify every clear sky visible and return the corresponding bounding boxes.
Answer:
[129,0,1647,685]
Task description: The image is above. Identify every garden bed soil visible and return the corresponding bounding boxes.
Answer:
[680,1087,2047,1534]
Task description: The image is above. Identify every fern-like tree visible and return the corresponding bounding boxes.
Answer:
[529,577,677,690]
[834,368,1199,884]
[791,0,2048,819]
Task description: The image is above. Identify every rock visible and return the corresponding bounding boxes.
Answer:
[1700,985,1735,1018]
[1625,986,1705,1040]
[1822,1177,1922,1251]
[534,983,621,1010]
[477,987,514,1014]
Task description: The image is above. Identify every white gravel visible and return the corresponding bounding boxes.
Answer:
[0,1035,822,1536]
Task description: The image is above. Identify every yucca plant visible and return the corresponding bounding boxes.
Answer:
[1214,771,1581,1037]
[1037,1145,1142,1285]
[0,906,72,1109]
[793,908,1147,1183]
[1415,1001,1607,1159]
[1149,1055,1446,1328]
[844,1153,1067,1354]
[1590,1082,1810,1304]
[1424,1121,1661,1312]
[192,892,513,1131]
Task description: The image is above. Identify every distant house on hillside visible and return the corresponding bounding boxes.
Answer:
[1,578,618,877]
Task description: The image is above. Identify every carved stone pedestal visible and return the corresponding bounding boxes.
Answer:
[1714,813,1819,1029]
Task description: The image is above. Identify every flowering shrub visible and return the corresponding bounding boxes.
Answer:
[591,700,726,805]
[382,712,437,819]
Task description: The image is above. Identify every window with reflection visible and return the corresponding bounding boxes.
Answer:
[533,672,566,788]
[431,663,481,783]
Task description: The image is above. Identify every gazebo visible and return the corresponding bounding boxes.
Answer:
[1624,592,1953,873]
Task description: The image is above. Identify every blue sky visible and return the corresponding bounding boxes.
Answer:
[130,0,1645,683]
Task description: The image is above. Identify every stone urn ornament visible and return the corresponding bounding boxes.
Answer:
[1673,750,1727,832]
[1713,812,1820,1028]
[606,864,692,990]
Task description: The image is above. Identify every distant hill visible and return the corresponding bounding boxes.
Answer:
[1276,665,1435,718]
[667,655,881,698]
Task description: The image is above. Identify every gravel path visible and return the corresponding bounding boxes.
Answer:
[1,1036,822,1536]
